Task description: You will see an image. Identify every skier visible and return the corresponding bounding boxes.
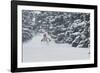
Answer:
[41,33,51,43]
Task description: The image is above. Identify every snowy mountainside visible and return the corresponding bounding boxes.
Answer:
[23,34,90,62]
[22,10,90,48]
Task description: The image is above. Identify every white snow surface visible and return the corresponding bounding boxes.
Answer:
[23,33,90,62]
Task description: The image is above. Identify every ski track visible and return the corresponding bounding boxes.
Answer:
[23,34,90,62]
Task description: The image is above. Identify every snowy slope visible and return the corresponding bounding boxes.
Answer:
[23,34,90,62]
